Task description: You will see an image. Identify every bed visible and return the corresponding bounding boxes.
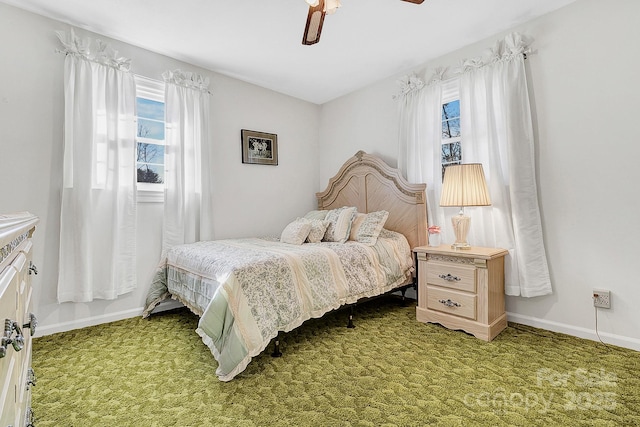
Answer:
[143,151,428,381]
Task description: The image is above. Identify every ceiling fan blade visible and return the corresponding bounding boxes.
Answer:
[302,0,326,45]
[401,0,425,4]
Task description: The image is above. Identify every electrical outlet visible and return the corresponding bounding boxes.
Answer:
[593,289,611,309]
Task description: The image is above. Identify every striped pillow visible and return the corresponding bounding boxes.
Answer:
[322,206,357,243]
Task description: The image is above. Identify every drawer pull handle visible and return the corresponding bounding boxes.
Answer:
[27,367,37,389]
[29,261,38,275]
[438,273,461,282]
[26,406,36,427]
[438,298,462,308]
[23,312,38,336]
[1,318,25,358]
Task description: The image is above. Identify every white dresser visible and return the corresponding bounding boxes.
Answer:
[0,213,38,427]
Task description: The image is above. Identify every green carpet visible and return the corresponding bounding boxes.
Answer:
[32,297,639,426]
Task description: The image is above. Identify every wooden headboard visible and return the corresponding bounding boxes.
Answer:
[316,151,428,250]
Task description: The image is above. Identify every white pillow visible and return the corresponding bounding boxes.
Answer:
[349,210,389,245]
[280,219,312,245]
[322,206,357,243]
[306,219,330,243]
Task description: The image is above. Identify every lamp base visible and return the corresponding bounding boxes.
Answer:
[450,242,471,250]
[450,211,471,250]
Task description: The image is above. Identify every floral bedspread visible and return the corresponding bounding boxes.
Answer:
[143,230,413,381]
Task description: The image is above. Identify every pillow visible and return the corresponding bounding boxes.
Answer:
[280,219,312,245]
[349,210,389,245]
[304,210,328,221]
[306,219,330,243]
[322,206,357,243]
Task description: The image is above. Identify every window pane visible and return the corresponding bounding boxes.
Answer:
[441,141,461,164]
[137,118,165,140]
[135,79,165,193]
[137,164,164,184]
[136,97,165,121]
[442,100,460,121]
[442,118,460,139]
[137,142,164,164]
[442,99,460,139]
[440,96,461,181]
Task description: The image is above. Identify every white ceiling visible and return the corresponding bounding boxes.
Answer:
[2,0,576,104]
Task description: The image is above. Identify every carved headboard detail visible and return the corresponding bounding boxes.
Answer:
[316,151,428,250]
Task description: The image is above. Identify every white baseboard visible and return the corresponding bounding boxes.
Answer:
[35,299,185,337]
[35,302,640,353]
[507,311,640,352]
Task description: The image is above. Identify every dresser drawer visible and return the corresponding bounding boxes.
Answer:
[1,212,38,425]
[426,286,477,320]
[426,260,476,292]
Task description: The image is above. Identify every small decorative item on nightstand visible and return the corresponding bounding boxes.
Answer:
[428,225,441,247]
[414,244,508,341]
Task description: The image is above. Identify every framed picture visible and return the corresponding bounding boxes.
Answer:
[241,129,278,166]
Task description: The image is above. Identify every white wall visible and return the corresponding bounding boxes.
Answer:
[318,0,640,350]
[0,3,320,335]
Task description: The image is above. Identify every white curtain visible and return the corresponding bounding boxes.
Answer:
[56,29,137,302]
[396,73,445,237]
[162,70,213,253]
[459,33,551,297]
[397,33,551,297]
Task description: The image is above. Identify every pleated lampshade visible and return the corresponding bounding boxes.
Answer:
[440,164,491,208]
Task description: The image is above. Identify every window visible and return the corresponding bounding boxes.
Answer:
[135,76,165,202]
[440,80,461,179]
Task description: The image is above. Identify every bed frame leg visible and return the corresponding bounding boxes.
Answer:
[271,334,283,358]
[347,305,355,329]
[401,287,407,302]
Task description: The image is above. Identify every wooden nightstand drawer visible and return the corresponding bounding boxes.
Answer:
[426,260,476,292]
[415,245,508,341]
[426,286,477,320]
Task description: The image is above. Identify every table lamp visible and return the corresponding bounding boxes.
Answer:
[439,163,491,249]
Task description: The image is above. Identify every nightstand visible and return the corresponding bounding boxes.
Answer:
[414,245,508,341]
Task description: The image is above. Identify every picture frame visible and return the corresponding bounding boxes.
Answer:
[241,129,278,166]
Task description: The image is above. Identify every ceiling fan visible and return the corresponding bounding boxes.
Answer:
[302,0,425,45]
